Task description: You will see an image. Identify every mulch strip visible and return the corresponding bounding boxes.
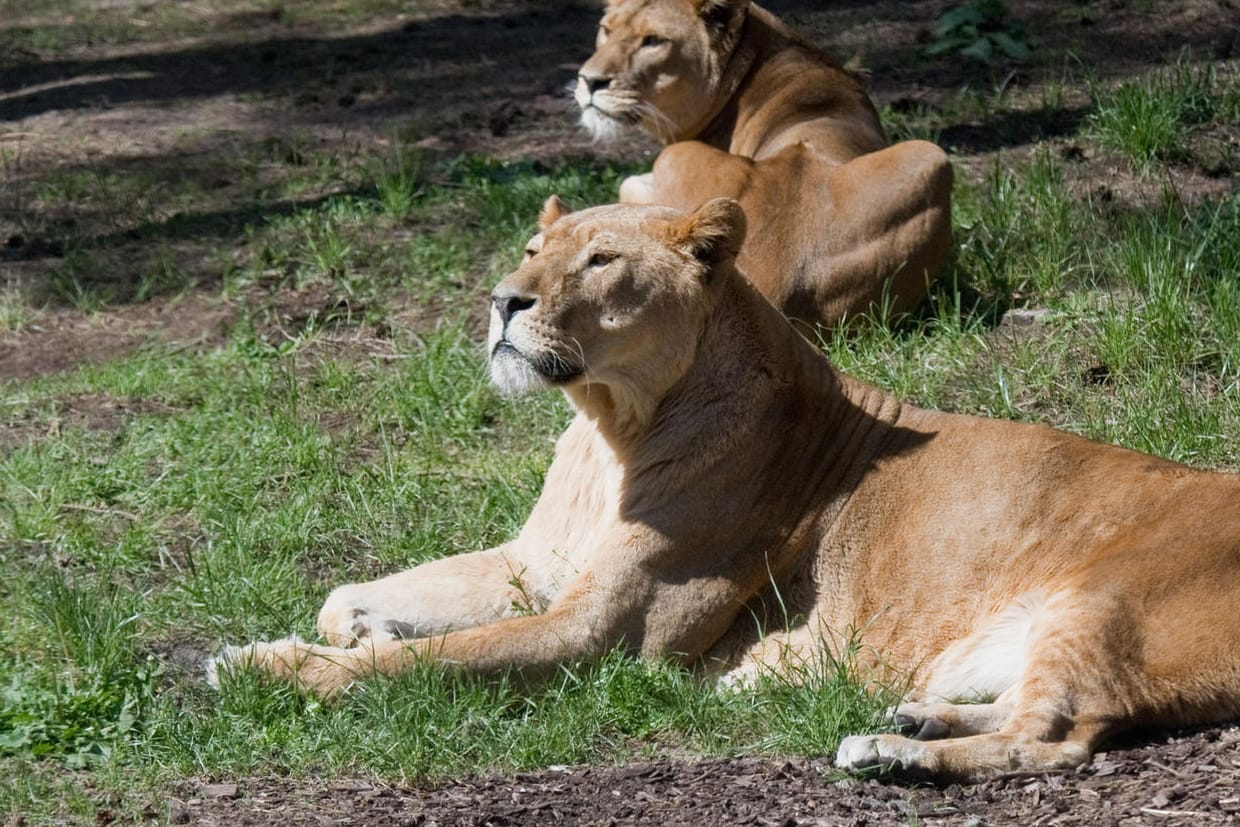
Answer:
[173,725,1240,826]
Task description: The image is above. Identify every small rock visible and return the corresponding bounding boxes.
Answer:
[998,307,1053,328]
[198,783,239,800]
[329,780,373,792]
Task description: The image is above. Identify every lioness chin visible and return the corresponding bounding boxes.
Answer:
[574,0,953,330]
[212,197,1240,784]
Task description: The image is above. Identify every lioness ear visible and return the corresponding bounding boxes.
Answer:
[695,0,748,32]
[674,197,747,268]
[538,195,572,231]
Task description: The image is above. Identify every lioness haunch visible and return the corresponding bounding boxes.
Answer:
[575,0,953,331]
[211,198,1240,783]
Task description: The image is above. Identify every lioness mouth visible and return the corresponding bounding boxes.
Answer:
[493,340,580,384]
[491,339,521,358]
[533,356,581,384]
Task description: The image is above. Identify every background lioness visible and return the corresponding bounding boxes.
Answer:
[218,198,1240,783]
[575,0,953,329]
[213,197,1240,782]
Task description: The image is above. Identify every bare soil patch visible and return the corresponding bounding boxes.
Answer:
[4,0,1240,822]
[0,292,233,382]
[168,726,1240,826]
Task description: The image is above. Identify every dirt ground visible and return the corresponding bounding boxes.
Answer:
[4,0,1240,823]
[171,726,1240,825]
[3,0,1237,382]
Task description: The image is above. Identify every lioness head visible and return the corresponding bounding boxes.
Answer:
[489,197,746,406]
[575,0,749,142]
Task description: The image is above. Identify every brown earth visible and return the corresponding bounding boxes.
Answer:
[170,726,1240,826]
[4,0,1240,823]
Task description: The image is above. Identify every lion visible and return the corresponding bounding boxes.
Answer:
[211,197,1240,783]
[574,0,954,330]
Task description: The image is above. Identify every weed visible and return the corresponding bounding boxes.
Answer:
[373,143,426,220]
[1,142,29,235]
[951,150,1086,304]
[1,567,160,768]
[45,248,114,311]
[925,1,1031,65]
[0,290,36,332]
[1087,57,1235,170]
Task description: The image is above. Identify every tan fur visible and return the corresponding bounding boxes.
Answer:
[574,0,953,329]
[213,199,1240,782]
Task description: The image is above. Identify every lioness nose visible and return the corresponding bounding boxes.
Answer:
[493,290,536,326]
[581,74,610,95]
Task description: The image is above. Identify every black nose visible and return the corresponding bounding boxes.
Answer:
[581,74,610,95]
[493,291,536,326]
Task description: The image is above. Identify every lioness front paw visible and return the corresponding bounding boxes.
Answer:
[318,584,423,647]
[318,606,416,648]
[618,173,655,204]
[890,702,952,740]
[206,635,360,697]
[836,734,935,777]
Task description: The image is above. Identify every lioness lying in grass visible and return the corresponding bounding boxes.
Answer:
[575,0,953,330]
[213,197,1240,782]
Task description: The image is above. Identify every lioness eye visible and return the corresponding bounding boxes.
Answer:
[524,247,538,259]
[588,252,615,268]
[640,34,667,48]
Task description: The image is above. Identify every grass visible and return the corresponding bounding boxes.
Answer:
[0,312,888,812]
[2,2,1239,823]
[1086,56,1240,171]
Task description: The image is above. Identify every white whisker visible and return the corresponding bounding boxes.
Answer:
[566,336,593,402]
[566,337,589,374]
[633,101,678,144]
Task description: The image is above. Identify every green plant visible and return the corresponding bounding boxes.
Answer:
[44,247,114,311]
[1,568,160,768]
[925,1,1031,64]
[373,143,426,220]
[0,290,36,332]
[1086,58,1233,170]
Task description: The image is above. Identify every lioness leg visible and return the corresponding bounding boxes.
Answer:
[217,612,589,697]
[217,572,642,696]
[838,582,1240,781]
[787,140,953,325]
[836,724,1100,781]
[643,141,756,212]
[317,546,538,646]
[838,589,1125,780]
[841,670,1109,779]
